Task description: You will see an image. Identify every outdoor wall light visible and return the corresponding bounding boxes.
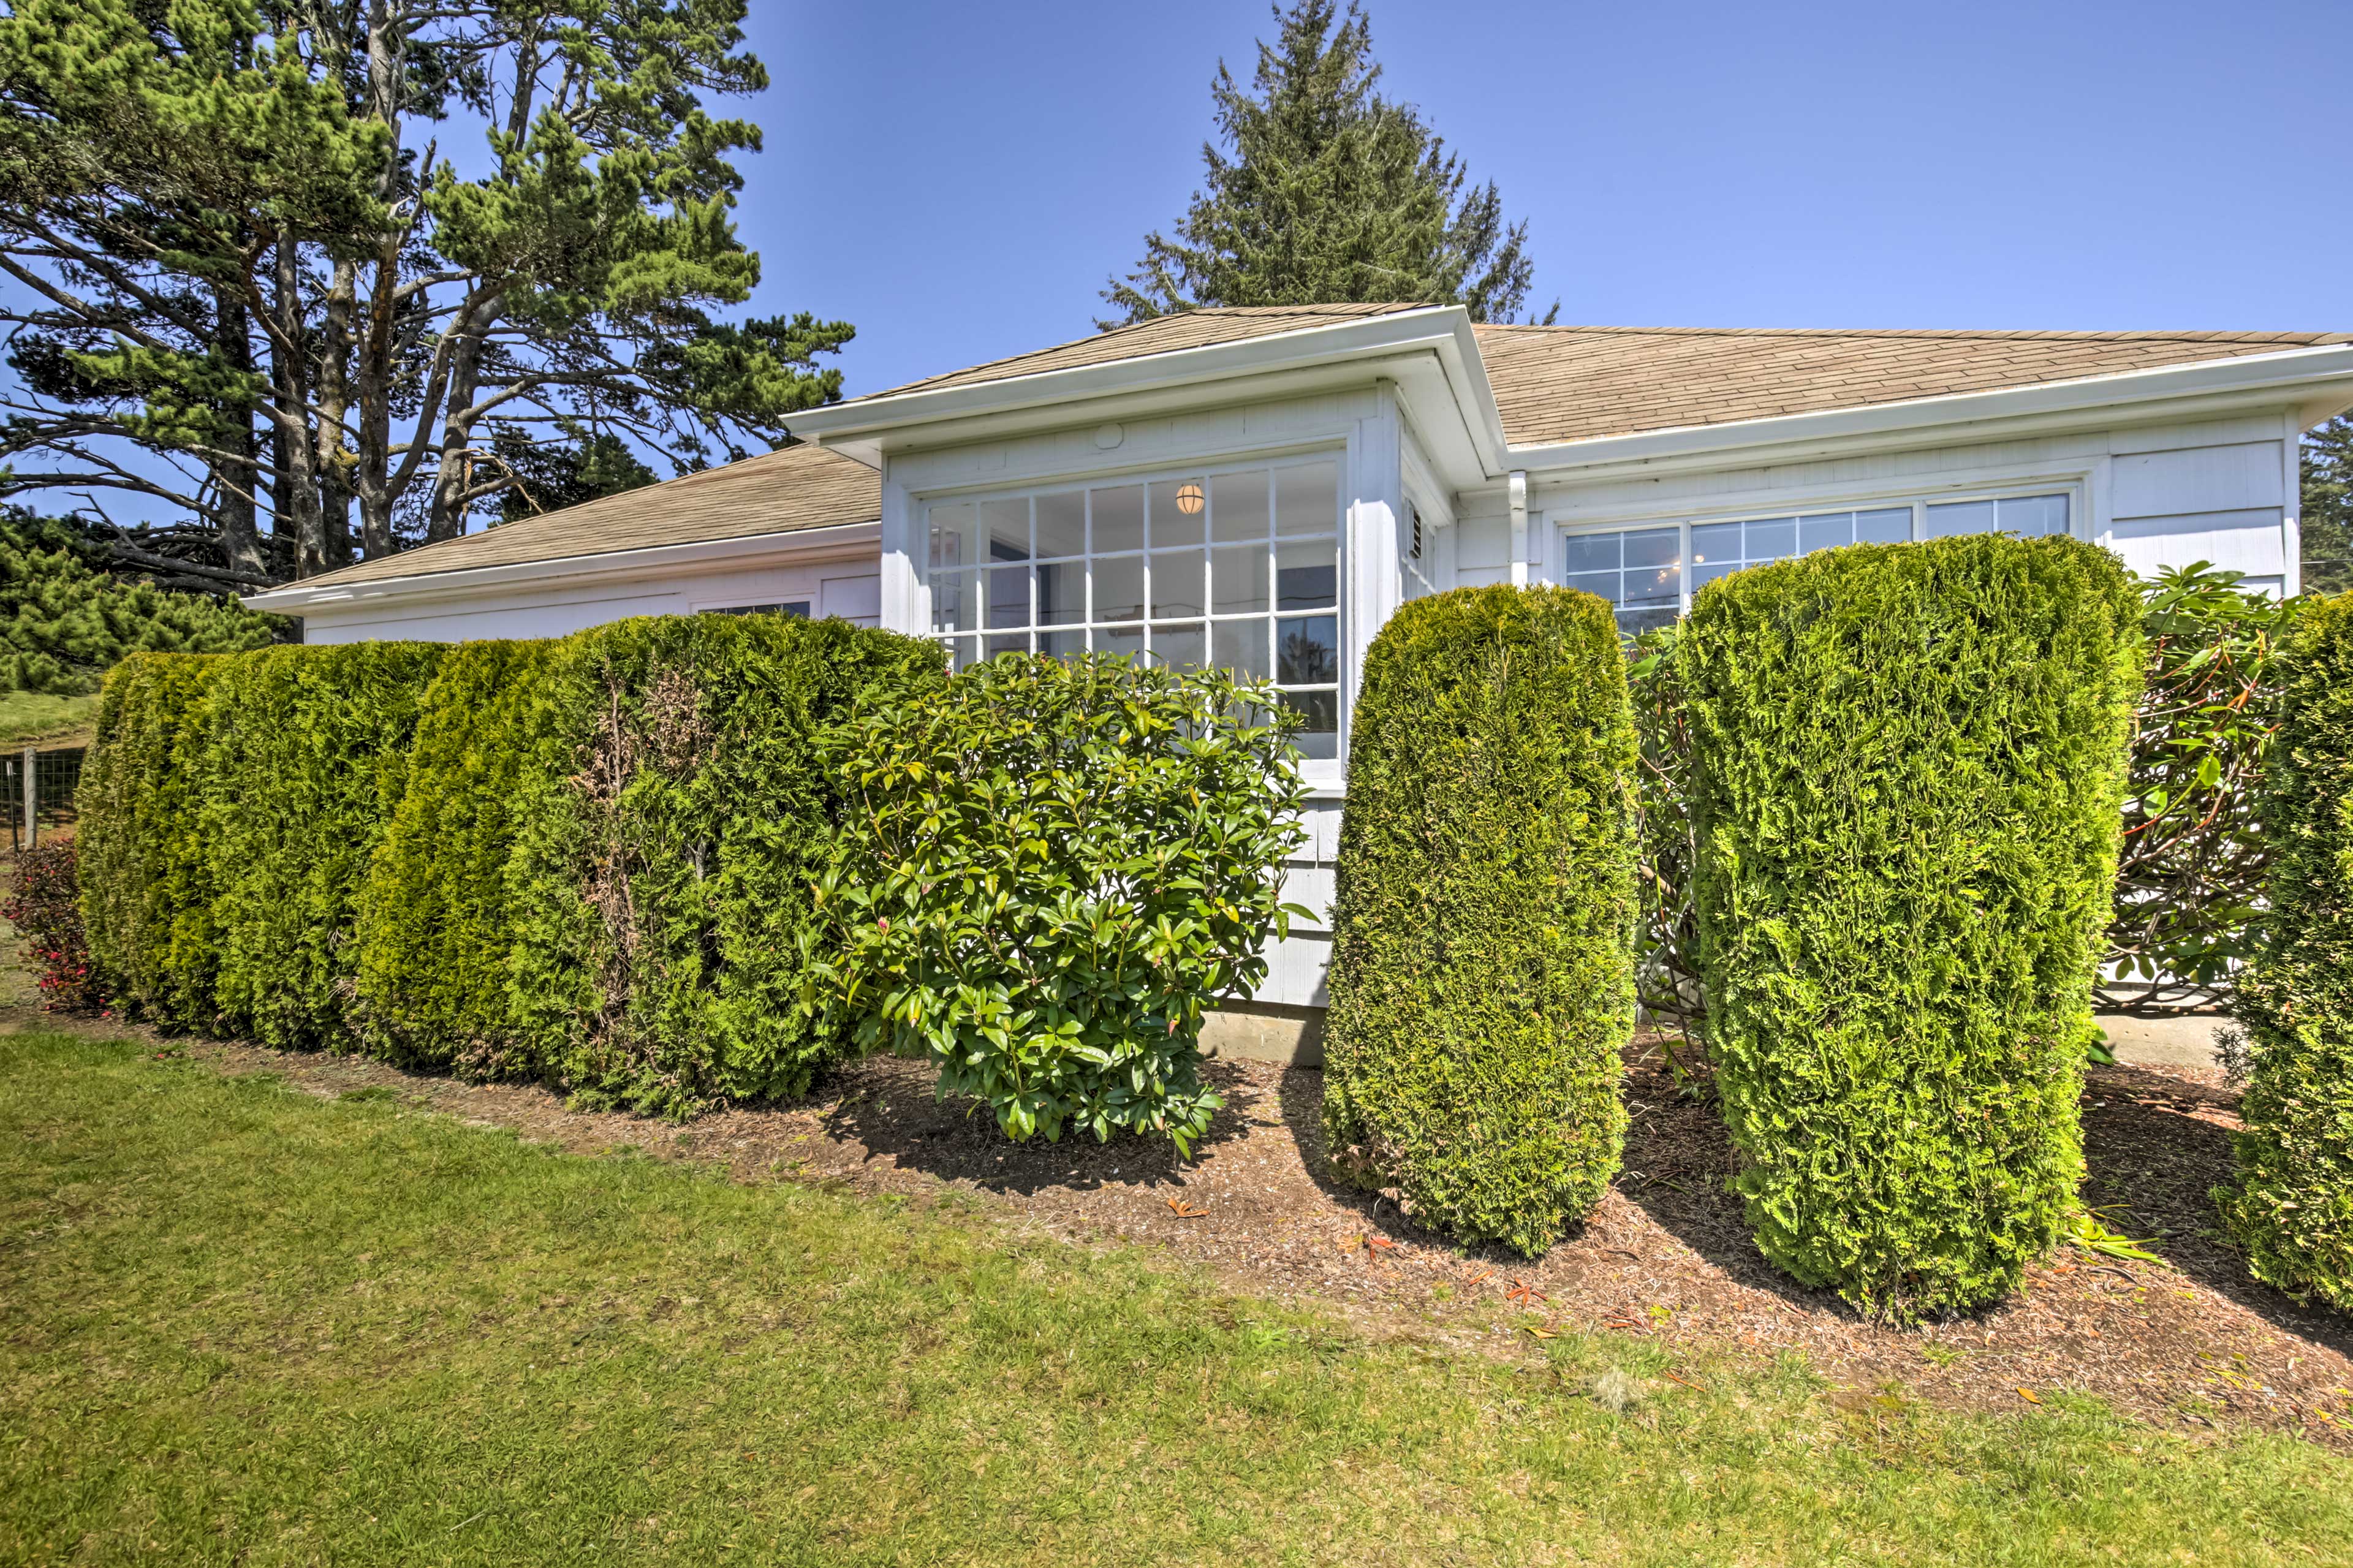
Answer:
[1175,482,1205,515]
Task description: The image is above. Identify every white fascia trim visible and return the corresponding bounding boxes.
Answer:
[1505,343,2353,479]
[788,307,1507,469]
[244,518,882,615]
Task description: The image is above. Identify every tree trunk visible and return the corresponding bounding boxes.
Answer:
[274,229,328,579]
[354,243,399,559]
[426,322,485,542]
[316,257,357,568]
[211,281,267,578]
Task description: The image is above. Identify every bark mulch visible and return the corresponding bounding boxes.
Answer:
[10,968,2347,1447]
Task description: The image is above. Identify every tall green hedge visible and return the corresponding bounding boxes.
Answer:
[1321,585,1640,1256]
[202,642,449,1050]
[75,651,231,1028]
[507,613,942,1117]
[1681,534,2141,1322]
[2218,592,2353,1310]
[353,639,559,1073]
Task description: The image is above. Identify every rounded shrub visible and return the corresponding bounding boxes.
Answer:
[202,642,450,1050]
[2218,591,2353,1311]
[1680,533,2141,1322]
[1320,585,1640,1257]
[507,613,944,1118]
[354,639,560,1074]
[813,653,1309,1154]
[77,651,232,1028]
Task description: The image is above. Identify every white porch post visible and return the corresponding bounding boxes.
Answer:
[1345,384,1408,753]
[1508,470,1529,587]
[876,468,925,636]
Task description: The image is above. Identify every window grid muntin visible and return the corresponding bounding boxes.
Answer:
[925,456,1343,755]
[1557,487,2075,634]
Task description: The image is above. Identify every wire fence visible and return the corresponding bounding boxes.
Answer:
[1,746,85,850]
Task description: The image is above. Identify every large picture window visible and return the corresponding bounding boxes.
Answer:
[926,457,1344,758]
[1561,488,2072,635]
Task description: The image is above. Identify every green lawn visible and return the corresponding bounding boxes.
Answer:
[0,689,99,747]
[2,1031,2347,1566]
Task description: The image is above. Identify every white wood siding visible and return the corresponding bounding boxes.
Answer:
[295,553,882,645]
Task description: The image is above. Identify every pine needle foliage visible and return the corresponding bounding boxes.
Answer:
[1680,535,2141,1323]
[0,513,286,695]
[506,614,942,1118]
[353,640,561,1074]
[2218,591,2353,1310]
[1321,586,1640,1256]
[75,651,232,1028]
[1102,0,1553,327]
[2303,417,2353,596]
[201,643,449,1050]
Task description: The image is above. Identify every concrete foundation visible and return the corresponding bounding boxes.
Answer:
[1201,1006,2226,1074]
[1202,1001,1325,1068]
[2094,1013,2227,1070]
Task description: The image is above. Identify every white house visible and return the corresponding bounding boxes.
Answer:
[247,304,2353,1060]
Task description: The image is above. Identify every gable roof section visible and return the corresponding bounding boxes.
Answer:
[1474,325,2352,449]
[291,442,881,590]
[866,303,1427,400]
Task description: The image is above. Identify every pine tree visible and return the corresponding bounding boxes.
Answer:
[2304,417,2353,596]
[1102,1,1554,328]
[0,510,286,695]
[0,1,853,578]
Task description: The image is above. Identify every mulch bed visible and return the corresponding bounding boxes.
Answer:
[9,966,2348,1446]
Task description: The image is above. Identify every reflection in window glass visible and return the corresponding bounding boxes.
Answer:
[1091,485,1144,553]
[1036,491,1086,558]
[1213,619,1268,681]
[1562,526,1683,635]
[982,498,1029,560]
[1997,493,2069,536]
[1093,553,1145,624]
[703,602,811,618]
[1150,622,1205,672]
[925,459,1343,758]
[1149,550,1206,619]
[1923,498,1996,539]
[1857,507,1911,543]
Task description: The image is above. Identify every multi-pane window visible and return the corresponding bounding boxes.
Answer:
[701,600,811,618]
[926,458,1343,758]
[1562,490,2072,634]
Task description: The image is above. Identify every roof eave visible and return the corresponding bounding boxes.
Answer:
[243,517,882,615]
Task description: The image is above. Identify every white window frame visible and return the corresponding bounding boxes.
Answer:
[696,599,812,618]
[1549,475,2093,625]
[914,449,1349,766]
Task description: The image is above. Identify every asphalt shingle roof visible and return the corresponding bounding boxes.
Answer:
[290,311,2345,592]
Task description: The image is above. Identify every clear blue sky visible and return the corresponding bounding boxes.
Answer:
[738,0,2352,401]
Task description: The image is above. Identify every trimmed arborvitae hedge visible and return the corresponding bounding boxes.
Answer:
[76,651,231,1028]
[1321,585,1641,1257]
[507,613,943,1117]
[2218,592,2353,1311]
[353,639,560,1074]
[202,642,450,1050]
[1681,534,2141,1322]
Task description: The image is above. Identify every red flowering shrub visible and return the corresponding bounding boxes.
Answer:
[4,838,103,1012]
